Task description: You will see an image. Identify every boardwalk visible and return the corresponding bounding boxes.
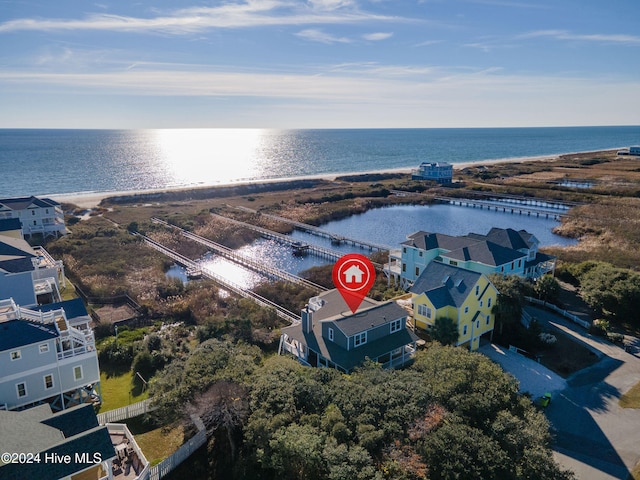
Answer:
[135,231,301,324]
[231,205,392,252]
[151,218,326,293]
[434,196,569,220]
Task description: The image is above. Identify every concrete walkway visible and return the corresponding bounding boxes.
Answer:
[481,306,640,480]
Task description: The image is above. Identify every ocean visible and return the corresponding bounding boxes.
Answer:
[1,126,638,198]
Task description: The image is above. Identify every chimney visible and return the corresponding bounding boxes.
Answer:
[301,305,313,334]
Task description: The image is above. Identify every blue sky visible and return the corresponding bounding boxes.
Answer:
[1,0,639,128]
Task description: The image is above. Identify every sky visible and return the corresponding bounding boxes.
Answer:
[1,0,639,129]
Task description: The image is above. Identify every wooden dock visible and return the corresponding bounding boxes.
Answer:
[133,231,301,324]
[151,218,326,294]
[231,206,392,252]
[433,196,569,220]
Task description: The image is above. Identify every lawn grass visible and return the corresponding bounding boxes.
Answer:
[98,369,149,412]
[620,381,640,409]
[125,415,185,467]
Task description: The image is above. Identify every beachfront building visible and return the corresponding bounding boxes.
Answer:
[279,289,419,373]
[0,218,23,240]
[0,196,67,240]
[411,162,453,183]
[0,236,65,307]
[617,146,640,156]
[0,298,100,412]
[0,403,116,480]
[410,262,498,351]
[386,227,555,289]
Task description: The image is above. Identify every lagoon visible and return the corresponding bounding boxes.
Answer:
[166,203,576,287]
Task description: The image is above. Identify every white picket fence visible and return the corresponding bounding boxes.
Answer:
[524,296,591,329]
[98,400,207,480]
[97,399,154,424]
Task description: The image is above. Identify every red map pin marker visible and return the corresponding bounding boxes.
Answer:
[332,253,377,314]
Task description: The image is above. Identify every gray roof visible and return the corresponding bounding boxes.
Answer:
[410,262,483,308]
[307,290,408,337]
[444,240,525,266]
[0,196,60,211]
[402,231,474,251]
[0,237,36,273]
[0,319,58,352]
[0,404,115,480]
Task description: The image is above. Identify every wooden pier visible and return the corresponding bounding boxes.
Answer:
[433,196,569,220]
[133,231,301,324]
[209,212,343,261]
[151,218,326,294]
[231,206,392,252]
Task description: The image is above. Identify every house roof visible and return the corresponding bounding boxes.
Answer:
[0,237,36,273]
[0,404,115,480]
[0,319,58,352]
[0,196,60,211]
[468,227,537,251]
[304,289,407,337]
[402,231,474,251]
[0,218,22,232]
[444,240,526,266]
[410,262,484,308]
[36,298,89,321]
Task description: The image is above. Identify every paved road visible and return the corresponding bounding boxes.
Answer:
[482,306,640,480]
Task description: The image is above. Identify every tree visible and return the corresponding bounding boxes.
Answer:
[489,274,528,335]
[431,316,459,346]
[534,274,560,303]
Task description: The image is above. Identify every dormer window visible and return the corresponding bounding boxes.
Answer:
[390,319,402,333]
[10,350,21,361]
[328,327,334,341]
[354,332,367,347]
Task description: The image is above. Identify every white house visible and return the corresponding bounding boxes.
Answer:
[0,298,100,412]
[0,196,67,239]
[0,236,65,307]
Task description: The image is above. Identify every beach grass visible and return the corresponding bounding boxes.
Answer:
[620,381,640,409]
[124,415,184,467]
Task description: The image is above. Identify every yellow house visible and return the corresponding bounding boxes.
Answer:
[410,262,498,351]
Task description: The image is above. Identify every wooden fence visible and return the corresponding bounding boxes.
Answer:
[524,296,591,329]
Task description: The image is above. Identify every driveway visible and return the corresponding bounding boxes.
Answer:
[481,306,640,480]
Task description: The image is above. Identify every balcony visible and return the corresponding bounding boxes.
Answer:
[104,423,150,480]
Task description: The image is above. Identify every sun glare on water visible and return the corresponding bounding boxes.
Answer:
[152,128,266,186]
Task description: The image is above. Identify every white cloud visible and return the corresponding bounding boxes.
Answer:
[519,30,640,46]
[362,32,392,41]
[0,0,402,34]
[296,28,351,43]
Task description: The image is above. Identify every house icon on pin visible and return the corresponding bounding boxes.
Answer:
[343,264,365,284]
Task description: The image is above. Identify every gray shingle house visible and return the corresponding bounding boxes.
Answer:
[279,289,419,373]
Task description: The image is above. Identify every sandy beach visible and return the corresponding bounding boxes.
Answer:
[50,152,566,209]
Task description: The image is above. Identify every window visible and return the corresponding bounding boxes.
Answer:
[511,262,515,270]
[39,343,49,354]
[415,267,420,277]
[390,319,402,333]
[418,251,423,257]
[464,306,469,314]
[45,209,49,214]
[32,210,35,215]
[450,260,458,266]
[44,374,54,390]
[10,350,21,361]
[463,325,468,335]
[476,320,480,329]
[486,315,490,325]
[328,327,334,341]
[402,263,406,272]
[418,304,432,319]
[73,365,83,381]
[354,332,367,347]
[16,382,27,398]
[475,285,480,296]
[487,297,492,308]
[402,247,406,253]
[479,300,483,308]
[518,260,522,268]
